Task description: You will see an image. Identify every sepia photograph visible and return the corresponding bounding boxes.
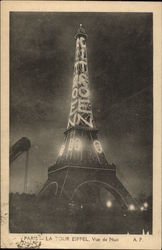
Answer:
[9,11,153,234]
[1,1,161,249]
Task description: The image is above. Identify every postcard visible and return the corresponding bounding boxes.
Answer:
[1,1,161,249]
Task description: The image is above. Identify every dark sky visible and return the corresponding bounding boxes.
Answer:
[10,12,153,198]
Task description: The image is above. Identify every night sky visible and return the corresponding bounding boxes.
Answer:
[10,12,153,198]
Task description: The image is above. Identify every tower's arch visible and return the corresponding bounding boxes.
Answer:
[71,180,128,209]
[38,181,58,199]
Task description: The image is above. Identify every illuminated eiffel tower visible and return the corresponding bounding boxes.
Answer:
[39,24,136,210]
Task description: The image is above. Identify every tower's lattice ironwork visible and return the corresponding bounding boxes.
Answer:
[56,24,109,169]
[39,25,137,210]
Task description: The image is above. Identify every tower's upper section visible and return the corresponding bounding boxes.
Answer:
[67,24,95,129]
[75,24,88,39]
[54,25,111,169]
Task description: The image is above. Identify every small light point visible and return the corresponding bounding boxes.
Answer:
[143,202,148,208]
[106,200,112,208]
[128,204,135,211]
[140,206,144,211]
[59,144,65,156]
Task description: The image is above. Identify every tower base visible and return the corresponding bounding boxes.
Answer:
[38,163,137,210]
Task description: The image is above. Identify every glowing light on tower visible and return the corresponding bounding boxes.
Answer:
[68,138,74,151]
[74,138,82,151]
[67,24,95,129]
[59,145,65,156]
[93,140,103,153]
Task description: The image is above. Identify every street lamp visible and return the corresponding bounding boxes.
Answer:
[143,202,148,208]
[140,206,144,211]
[128,204,135,211]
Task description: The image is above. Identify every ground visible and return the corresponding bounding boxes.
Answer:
[9,193,152,234]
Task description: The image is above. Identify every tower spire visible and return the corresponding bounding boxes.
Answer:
[75,24,88,39]
[67,24,94,129]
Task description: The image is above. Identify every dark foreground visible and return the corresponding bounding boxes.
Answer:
[9,193,152,234]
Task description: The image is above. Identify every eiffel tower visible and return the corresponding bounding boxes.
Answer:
[39,24,137,210]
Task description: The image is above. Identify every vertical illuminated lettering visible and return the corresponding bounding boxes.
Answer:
[79,87,89,98]
[80,37,86,48]
[72,88,78,99]
[70,99,77,116]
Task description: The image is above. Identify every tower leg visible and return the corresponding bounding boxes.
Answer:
[37,180,58,200]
